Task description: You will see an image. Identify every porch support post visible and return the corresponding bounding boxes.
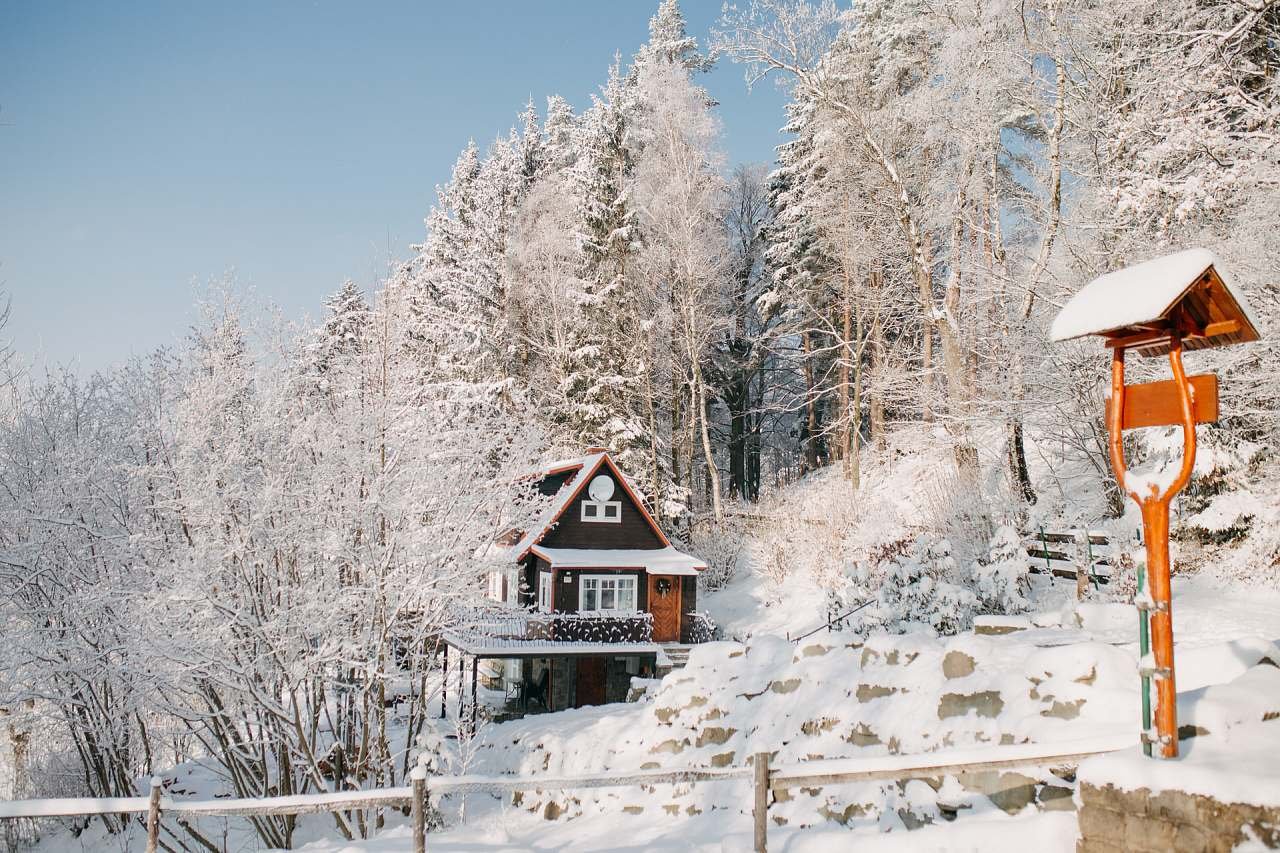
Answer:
[471,656,479,729]
[440,643,448,719]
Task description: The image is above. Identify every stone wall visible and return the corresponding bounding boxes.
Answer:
[1078,781,1280,853]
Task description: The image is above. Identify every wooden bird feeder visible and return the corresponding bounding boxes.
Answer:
[1051,248,1262,760]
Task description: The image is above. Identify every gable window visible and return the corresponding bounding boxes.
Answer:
[538,571,552,612]
[580,575,638,613]
[581,500,621,523]
[581,473,622,523]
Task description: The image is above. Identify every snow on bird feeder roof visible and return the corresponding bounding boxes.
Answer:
[1050,248,1262,357]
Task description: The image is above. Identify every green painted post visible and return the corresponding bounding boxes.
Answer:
[1137,561,1153,757]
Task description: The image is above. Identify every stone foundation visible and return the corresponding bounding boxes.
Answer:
[1078,781,1280,852]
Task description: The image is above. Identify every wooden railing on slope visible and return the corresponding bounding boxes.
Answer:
[0,735,1132,853]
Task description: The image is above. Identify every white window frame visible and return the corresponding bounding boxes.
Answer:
[538,571,552,612]
[581,500,622,523]
[579,574,638,614]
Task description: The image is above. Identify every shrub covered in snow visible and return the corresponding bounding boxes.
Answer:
[972,524,1032,614]
[685,518,745,592]
[864,536,977,635]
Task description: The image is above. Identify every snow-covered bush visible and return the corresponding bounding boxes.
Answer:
[865,536,976,635]
[686,517,745,592]
[919,468,994,568]
[756,536,791,604]
[972,524,1032,614]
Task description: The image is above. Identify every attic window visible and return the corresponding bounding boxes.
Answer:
[581,474,621,523]
[582,500,621,523]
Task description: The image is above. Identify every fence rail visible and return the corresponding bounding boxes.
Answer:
[0,736,1132,853]
[1023,527,1115,594]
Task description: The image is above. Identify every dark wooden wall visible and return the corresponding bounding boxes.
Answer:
[552,568,648,614]
[540,468,666,550]
[681,575,697,614]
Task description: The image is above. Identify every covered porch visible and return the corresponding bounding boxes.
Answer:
[439,611,660,722]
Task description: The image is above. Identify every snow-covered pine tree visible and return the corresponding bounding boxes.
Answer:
[515,98,544,189]
[543,95,578,174]
[315,279,370,376]
[641,0,714,72]
[763,95,840,473]
[566,57,658,506]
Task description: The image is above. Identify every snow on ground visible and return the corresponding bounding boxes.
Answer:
[704,445,943,641]
[25,435,1280,852]
[282,805,1079,853]
[27,570,1280,852]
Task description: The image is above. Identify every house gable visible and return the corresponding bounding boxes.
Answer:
[515,452,670,560]
[540,465,666,550]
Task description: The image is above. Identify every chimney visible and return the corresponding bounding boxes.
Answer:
[586,446,608,455]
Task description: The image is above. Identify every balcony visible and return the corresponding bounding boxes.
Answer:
[444,607,655,654]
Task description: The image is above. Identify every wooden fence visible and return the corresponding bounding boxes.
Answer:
[1024,527,1116,596]
[0,735,1132,852]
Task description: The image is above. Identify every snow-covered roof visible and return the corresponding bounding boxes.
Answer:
[1050,248,1262,349]
[530,452,607,478]
[530,545,705,576]
[440,631,660,657]
[504,451,672,560]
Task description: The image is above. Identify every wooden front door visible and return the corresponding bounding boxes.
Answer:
[575,657,606,706]
[648,574,682,642]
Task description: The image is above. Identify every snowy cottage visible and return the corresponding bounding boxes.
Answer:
[440,449,710,716]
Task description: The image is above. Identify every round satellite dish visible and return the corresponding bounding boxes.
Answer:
[588,475,615,502]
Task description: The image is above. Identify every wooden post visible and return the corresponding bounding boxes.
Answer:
[1107,341,1197,759]
[145,776,162,853]
[410,764,427,853]
[1075,529,1088,600]
[470,657,479,730]
[753,752,770,853]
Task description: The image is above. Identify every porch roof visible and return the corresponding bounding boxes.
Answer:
[440,630,660,659]
[530,545,704,576]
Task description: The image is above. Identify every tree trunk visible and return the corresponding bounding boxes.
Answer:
[869,268,886,448]
[695,365,723,522]
[800,330,820,472]
[838,271,853,477]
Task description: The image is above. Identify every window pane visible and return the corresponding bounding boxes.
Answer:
[601,586,615,610]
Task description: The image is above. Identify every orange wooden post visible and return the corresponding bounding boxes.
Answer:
[1053,250,1262,760]
[1106,338,1198,759]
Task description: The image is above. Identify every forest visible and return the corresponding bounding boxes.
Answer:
[0,0,1277,849]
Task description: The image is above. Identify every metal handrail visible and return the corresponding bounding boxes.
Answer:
[789,599,872,644]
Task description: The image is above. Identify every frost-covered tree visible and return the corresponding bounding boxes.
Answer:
[641,0,714,72]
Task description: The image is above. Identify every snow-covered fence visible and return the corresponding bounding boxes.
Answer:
[0,736,1133,852]
[749,734,1134,852]
[1023,528,1113,594]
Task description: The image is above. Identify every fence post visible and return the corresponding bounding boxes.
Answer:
[1076,528,1088,600]
[753,751,770,853]
[145,776,162,853]
[410,764,428,853]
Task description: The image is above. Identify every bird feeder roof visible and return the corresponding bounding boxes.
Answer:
[1050,248,1262,357]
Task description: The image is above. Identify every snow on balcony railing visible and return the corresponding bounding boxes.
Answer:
[446,606,655,651]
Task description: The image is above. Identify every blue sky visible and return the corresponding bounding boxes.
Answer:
[0,1,791,372]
